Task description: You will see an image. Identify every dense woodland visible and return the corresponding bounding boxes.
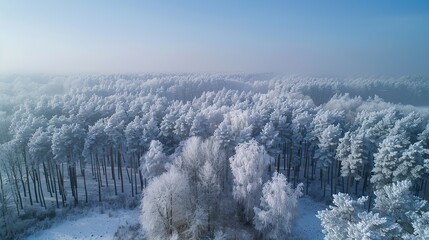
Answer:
[0,74,429,239]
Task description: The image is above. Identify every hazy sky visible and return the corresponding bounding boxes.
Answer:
[1,1,428,75]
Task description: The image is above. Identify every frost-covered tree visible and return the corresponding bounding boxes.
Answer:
[230,140,271,221]
[317,193,369,240]
[253,173,303,239]
[346,211,399,240]
[393,141,426,183]
[141,117,159,149]
[316,124,342,170]
[371,132,409,190]
[189,113,209,139]
[140,168,191,240]
[321,180,429,239]
[373,180,427,230]
[159,109,179,154]
[258,121,280,158]
[315,124,341,196]
[125,116,145,155]
[405,211,429,239]
[175,137,226,237]
[140,140,168,182]
[214,120,234,156]
[337,131,367,193]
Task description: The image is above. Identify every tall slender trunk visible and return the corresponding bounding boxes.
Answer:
[23,150,33,205]
[283,143,287,171]
[91,154,94,176]
[118,150,124,193]
[36,167,46,208]
[110,147,117,195]
[17,161,26,197]
[103,155,108,188]
[8,166,22,215]
[96,153,102,202]
[330,160,334,196]
[287,146,292,180]
[69,165,75,198]
[0,170,6,217]
[362,171,369,196]
[302,144,306,194]
[131,159,134,197]
[43,161,52,197]
[323,169,328,198]
[72,165,78,205]
[139,169,143,191]
[134,154,138,194]
[50,159,59,208]
[57,164,65,207]
[367,184,373,212]
[83,168,88,203]
[11,165,23,210]
[333,159,339,194]
[80,157,84,175]
[170,193,173,235]
[32,165,39,203]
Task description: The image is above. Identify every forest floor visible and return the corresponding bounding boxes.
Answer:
[24,195,324,240]
[292,196,325,240]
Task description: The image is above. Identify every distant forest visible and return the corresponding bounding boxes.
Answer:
[1,74,428,239]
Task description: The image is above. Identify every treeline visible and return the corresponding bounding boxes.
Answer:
[0,74,428,239]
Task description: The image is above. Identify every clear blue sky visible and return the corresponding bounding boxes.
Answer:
[1,0,428,75]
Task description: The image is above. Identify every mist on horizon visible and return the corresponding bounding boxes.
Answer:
[0,1,429,75]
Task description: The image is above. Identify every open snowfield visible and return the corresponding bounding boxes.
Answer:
[26,208,140,240]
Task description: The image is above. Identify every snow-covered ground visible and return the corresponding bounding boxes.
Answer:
[25,196,325,240]
[26,208,140,240]
[292,197,325,240]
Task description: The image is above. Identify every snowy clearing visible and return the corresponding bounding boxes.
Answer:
[292,197,325,240]
[25,196,325,240]
[26,208,140,240]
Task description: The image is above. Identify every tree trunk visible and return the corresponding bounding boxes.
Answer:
[73,165,78,205]
[56,164,65,207]
[118,150,124,193]
[32,166,39,204]
[130,160,134,197]
[83,168,88,203]
[287,146,292,180]
[134,155,138,194]
[69,165,75,199]
[103,155,108,188]
[17,161,26,198]
[23,151,33,205]
[43,161,53,197]
[8,166,22,215]
[111,147,117,195]
[91,154,94,176]
[96,153,102,202]
[36,167,46,208]
[50,160,59,208]
[0,170,6,218]
[362,171,368,196]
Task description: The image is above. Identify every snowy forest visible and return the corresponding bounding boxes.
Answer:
[1,74,429,239]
